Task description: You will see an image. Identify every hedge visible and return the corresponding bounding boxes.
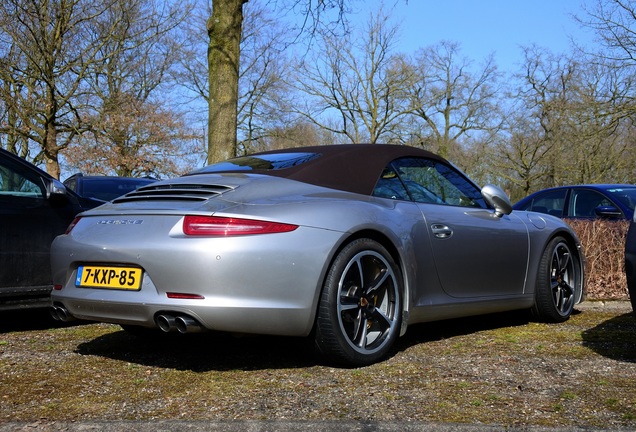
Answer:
[565,219,630,300]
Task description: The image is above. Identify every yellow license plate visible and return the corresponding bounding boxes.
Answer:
[76,266,143,290]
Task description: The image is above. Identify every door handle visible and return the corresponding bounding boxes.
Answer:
[431,223,453,239]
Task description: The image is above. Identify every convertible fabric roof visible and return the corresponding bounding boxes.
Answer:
[217,144,448,196]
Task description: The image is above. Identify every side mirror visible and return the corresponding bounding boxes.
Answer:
[481,184,512,218]
[46,179,68,199]
[595,205,623,219]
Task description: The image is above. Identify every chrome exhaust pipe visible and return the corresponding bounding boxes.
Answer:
[175,315,204,333]
[50,305,76,322]
[156,314,177,332]
[57,306,75,322]
[49,306,61,321]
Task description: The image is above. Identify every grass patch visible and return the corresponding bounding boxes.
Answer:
[0,307,635,427]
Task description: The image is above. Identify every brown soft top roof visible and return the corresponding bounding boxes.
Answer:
[221,144,448,196]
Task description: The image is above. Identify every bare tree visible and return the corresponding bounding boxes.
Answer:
[172,4,210,104]
[565,59,634,184]
[206,0,353,163]
[575,0,636,184]
[256,120,325,151]
[293,7,410,143]
[235,2,294,155]
[178,2,294,157]
[577,0,636,140]
[492,47,579,197]
[405,41,502,159]
[0,0,122,178]
[491,113,555,200]
[578,0,636,64]
[63,0,194,178]
[65,99,199,177]
[493,46,634,199]
[0,47,30,158]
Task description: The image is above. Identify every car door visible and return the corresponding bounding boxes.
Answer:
[388,157,530,298]
[566,188,621,219]
[0,153,77,290]
[519,188,568,218]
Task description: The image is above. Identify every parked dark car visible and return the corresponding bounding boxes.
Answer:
[63,173,157,202]
[626,214,636,317]
[0,149,101,310]
[513,184,636,220]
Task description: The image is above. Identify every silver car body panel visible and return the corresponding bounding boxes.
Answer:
[51,153,584,338]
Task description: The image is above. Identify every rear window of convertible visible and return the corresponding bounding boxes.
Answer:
[190,152,321,174]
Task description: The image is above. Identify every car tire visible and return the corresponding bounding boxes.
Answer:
[531,236,580,323]
[314,238,402,366]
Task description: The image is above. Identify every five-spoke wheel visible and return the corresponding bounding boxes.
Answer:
[314,238,402,366]
[532,236,581,322]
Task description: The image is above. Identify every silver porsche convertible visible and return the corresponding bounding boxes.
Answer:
[50,144,585,366]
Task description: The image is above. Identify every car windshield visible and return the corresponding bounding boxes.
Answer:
[605,187,636,211]
[191,152,321,174]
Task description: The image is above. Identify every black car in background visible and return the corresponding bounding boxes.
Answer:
[0,149,101,310]
[626,215,636,317]
[63,173,156,202]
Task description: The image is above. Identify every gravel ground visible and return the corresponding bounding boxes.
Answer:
[0,301,634,431]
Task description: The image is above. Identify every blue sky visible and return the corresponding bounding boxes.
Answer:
[351,1,597,73]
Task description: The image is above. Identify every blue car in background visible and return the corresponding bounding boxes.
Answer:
[515,184,636,316]
[513,184,636,221]
[63,173,157,202]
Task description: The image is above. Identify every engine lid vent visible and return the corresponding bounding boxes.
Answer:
[113,183,236,203]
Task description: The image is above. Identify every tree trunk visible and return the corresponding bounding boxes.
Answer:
[44,123,60,179]
[207,0,246,164]
[44,81,61,179]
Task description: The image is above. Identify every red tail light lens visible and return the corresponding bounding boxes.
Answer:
[183,215,298,236]
[65,217,81,234]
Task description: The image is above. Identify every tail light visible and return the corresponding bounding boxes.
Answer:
[65,217,81,234]
[183,215,298,236]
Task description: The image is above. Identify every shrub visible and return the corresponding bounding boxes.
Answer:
[564,219,629,300]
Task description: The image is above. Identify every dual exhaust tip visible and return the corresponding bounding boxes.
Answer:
[156,314,205,334]
[49,305,76,322]
[49,306,204,334]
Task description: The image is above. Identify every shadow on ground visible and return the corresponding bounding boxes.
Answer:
[395,309,534,349]
[77,329,318,371]
[72,309,533,372]
[581,312,636,362]
[0,307,81,333]
[10,307,631,371]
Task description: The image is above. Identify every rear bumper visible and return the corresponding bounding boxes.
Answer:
[51,288,317,337]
